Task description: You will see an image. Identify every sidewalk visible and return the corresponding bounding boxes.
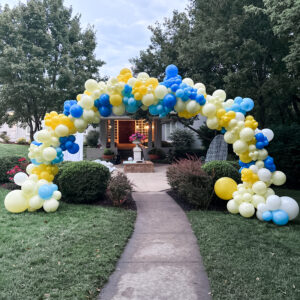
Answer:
[98,191,211,300]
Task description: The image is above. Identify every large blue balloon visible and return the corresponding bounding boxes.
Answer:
[195,94,206,105]
[68,143,80,154]
[165,64,178,77]
[241,98,254,112]
[70,104,83,118]
[163,94,177,108]
[99,94,110,107]
[262,211,272,222]
[38,185,53,200]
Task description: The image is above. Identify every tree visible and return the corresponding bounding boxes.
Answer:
[0,0,104,141]
[131,0,299,130]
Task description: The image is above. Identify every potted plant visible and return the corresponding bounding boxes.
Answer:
[129,132,146,144]
[148,148,166,160]
[102,148,115,160]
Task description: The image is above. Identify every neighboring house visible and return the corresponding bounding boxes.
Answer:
[0,123,30,143]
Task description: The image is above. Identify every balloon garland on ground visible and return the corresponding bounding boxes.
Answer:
[4,65,299,225]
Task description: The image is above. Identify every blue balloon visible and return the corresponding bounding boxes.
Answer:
[68,135,76,142]
[123,84,132,96]
[94,99,100,108]
[163,94,177,108]
[65,141,73,150]
[171,84,179,92]
[70,104,83,118]
[149,105,158,115]
[234,96,243,104]
[99,94,110,107]
[175,89,184,98]
[272,210,289,226]
[32,141,42,146]
[165,64,178,77]
[99,106,111,117]
[128,98,137,107]
[157,104,164,114]
[262,211,273,222]
[38,184,53,200]
[255,133,264,142]
[195,94,206,105]
[31,159,41,165]
[126,105,138,113]
[241,98,254,112]
[68,143,79,154]
[56,147,62,155]
[50,184,58,192]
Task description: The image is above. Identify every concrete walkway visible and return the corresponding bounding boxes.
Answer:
[99,191,211,300]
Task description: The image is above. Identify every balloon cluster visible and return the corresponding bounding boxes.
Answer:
[4,64,298,223]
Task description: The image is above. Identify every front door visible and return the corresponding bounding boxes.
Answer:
[118,121,135,143]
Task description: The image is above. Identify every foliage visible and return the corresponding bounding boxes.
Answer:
[131,0,299,127]
[16,137,29,145]
[6,157,28,183]
[0,0,104,141]
[56,161,110,204]
[0,131,10,143]
[148,148,166,158]
[0,187,136,300]
[173,148,206,160]
[188,187,300,299]
[167,156,213,208]
[226,160,240,171]
[169,128,195,150]
[267,123,300,188]
[0,156,28,183]
[203,160,241,184]
[103,148,115,155]
[85,130,100,147]
[196,125,218,152]
[107,172,133,206]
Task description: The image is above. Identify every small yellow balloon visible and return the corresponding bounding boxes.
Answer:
[214,177,238,200]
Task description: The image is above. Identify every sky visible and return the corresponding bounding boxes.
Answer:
[0,0,189,77]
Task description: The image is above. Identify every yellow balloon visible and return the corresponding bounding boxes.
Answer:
[4,190,29,213]
[214,177,238,200]
[110,94,122,106]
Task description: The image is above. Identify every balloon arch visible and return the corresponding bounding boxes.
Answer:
[4,65,299,226]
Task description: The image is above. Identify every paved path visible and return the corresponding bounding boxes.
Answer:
[99,191,211,300]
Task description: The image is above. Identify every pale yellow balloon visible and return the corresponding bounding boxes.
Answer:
[127,77,137,87]
[186,100,200,114]
[43,198,59,213]
[29,195,44,210]
[202,103,216,117]
[142,94,155,106]
[154,85,168,99]
[206,117,219,129]
[80,95,94,109]
[42,147,57,161]
[54,124,69,137]
[82,109,95,122]
[112,104,125,116]
[182,78,194,86]
[233,140,248,154]
[212,89,226,101]
[239,127,254,142]
[26,164,35,175]
[4,190,29,213]
[53,191,62,200]
[85,79,98,92]
[227,199,239,214]
[174,99,185,112]
[137,72,149,81]
[36,130,52,143]
[224,131,237,144]
[239,202,255,218]
[252,181,267,195]
[21,180,37,196]
[272,171,286,186]
[252,195,265,208]
[74,118,87,130]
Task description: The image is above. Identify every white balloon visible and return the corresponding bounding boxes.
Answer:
[262,128,274,142]
[43,198,59,213]
[257,203,268,213]
[257,168,272,182]
[280,196,299,220]
[256,210,264,221]
[13,172,29,186]
[266,195,281,211]
[235,112,245,121]
[249,165,259,173]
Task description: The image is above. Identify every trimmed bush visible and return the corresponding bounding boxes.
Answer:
[107,172,133,206]
[85,130,100,147]
[16,138,29,145]
[169,128,195,149]
[56,161,110,204]
[0,156,27,183]
[226,160,240,171]
[167,156,213,208]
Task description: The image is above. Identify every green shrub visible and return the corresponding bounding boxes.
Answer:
[226,160,240,171]
[107,172,133,206]
[173,148,206,160]
[103,148,114,155]
[53,161,73,185]
[167,156,213,208]
[169,128,195,149]
[56,161,110,204]
[148,148,166,158]
[0,156,27,183]
[85,130,100,147]
[267,123,300,188]
[16,138,29,145]
[203,160,241,184]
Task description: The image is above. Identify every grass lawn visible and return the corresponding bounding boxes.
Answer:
[187,188,300,300]
[0,143,29,158]
[0,188,136,300]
